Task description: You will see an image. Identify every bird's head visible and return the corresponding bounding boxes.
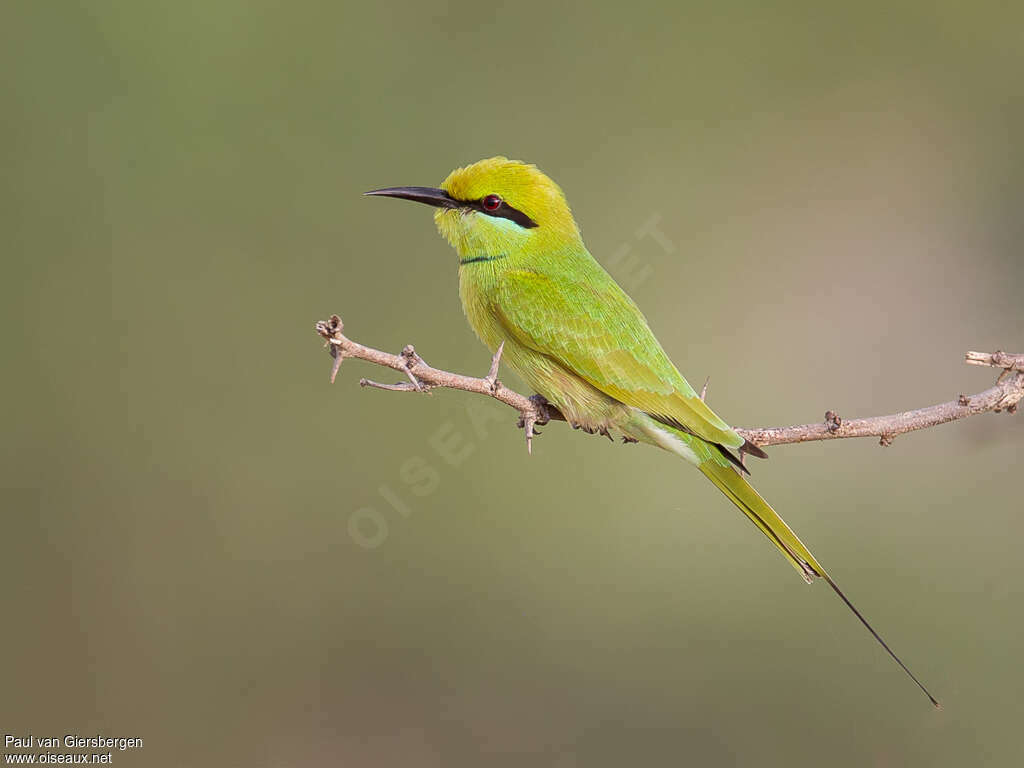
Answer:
[365,156,581,260]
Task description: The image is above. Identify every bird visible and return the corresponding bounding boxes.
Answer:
[365,156,939,707]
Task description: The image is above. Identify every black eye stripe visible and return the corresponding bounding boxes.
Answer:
[465,197,539,229]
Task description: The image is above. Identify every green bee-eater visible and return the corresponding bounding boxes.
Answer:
[366,156,938,706]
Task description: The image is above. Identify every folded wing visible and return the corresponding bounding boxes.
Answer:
[494,267,745,450]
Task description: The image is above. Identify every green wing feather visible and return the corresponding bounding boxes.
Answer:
[488,263,940,706]
[493,267,744,449]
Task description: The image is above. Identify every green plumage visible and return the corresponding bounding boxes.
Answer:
[366,155,938,706]
[456,223,823,584]
[436,157,820,580]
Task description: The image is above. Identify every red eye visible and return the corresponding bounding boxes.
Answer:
[482,194,502,211]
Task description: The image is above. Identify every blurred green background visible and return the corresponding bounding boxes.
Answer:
[3,2,1023,766]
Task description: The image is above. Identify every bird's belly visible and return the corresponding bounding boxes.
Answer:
[500,340,631,431]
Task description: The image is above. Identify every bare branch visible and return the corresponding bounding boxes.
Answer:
[316,315,561,454]
[737,356,1023,448]
[965,350,1024,372]
[359,379,428,392]
[484,341,504,393]
[316,315,1022,452]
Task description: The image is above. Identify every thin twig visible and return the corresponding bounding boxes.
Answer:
[360,379,429,392]
[738,352,1023,447]
[316,315,554,453]
[965,350,1024,372]
[484,341,504,393]
[316,315,1022,452]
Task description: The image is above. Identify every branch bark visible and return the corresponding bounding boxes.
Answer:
[315,314,1023,452]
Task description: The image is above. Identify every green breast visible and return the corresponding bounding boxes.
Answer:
[458,262,506,352]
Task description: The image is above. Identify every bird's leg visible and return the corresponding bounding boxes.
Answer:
[514,394,556,428]
[483,341,504,394]
[700,376,710,402]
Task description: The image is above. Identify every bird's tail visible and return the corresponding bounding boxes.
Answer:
[699,458,940,707]
[698,459,824,584]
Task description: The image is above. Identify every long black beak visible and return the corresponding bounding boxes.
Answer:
[363,186,459,209]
